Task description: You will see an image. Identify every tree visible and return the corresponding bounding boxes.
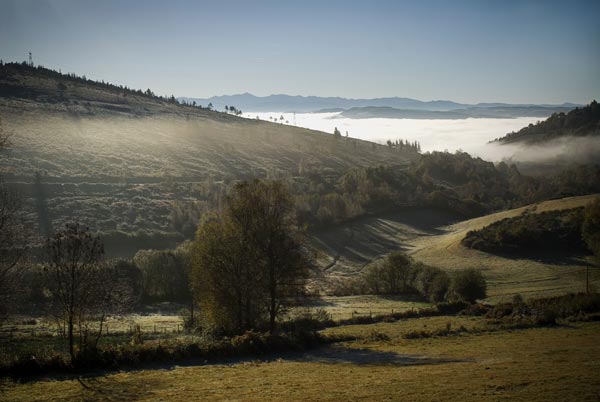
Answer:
[362,251,412,294]
[191,180,311,334]
[447,269,486,303]
[333,127,342,139]
[133,249,189,302]
[45,223,132,360]
[582,198,600,293]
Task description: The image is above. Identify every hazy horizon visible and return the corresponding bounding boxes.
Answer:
[2,0,599,104]
[183,92,584,106]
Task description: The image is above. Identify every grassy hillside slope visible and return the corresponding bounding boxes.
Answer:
[407,194,600,301]
[310,195,599,299]
[0,63,418,255]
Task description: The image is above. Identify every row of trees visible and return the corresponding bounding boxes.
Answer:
[386,139,421,152]
[224,105,243,115]
[335,251,487,304]
[0,61,210,110]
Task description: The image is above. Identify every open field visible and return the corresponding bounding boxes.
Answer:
[1,317,598,402]
[1,296,430,340]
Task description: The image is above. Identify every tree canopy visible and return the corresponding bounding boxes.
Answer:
[191,180,311,334]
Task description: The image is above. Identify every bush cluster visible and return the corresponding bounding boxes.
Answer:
[331,252,486,304]
[462,208,587,255]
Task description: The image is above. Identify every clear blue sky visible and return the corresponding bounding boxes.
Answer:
[1,0,599,104]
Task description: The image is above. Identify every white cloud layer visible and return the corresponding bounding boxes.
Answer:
[243,112,545,161]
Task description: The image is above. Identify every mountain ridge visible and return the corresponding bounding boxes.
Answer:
[179,93,580,113]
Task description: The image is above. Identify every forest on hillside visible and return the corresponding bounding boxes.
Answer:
[494,100,600,144]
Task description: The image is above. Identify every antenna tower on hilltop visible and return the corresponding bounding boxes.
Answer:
[28,52,33,67]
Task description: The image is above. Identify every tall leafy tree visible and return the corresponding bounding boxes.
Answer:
[191,180,311,334]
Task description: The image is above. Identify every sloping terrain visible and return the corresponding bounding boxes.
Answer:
[0,63,418,255]
[311,195,599,300]
[311,207,462,285]
[407,195,600,301]
[494,100,599,144]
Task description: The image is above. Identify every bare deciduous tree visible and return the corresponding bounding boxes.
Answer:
[45,223,133,360]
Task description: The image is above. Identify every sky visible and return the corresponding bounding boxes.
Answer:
[1,0,599,104]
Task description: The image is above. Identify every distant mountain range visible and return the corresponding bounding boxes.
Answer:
[179,93,580,116]
[336,105,576,120]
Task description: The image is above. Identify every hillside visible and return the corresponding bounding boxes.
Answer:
[407,194,600,302]
[0,62,419,255]
[309,194,599,298]
[494,100,600,144]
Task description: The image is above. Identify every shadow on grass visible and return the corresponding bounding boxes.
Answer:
[481,249,594,267]
[290,345,468,366]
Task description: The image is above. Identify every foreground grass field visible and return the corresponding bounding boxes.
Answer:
[2,317,598,402]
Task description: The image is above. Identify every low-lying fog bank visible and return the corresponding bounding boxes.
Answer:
[243,112,543,159]
[243,112,599,169]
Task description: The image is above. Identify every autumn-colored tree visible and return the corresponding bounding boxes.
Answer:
[191,180,311,334]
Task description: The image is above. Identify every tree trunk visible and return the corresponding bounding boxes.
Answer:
[68,315,74,360]
[269,264,277,334]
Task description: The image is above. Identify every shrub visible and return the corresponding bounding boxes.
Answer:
[448,269,487,303]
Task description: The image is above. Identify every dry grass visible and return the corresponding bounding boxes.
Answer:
[1,317,598,402]
[310,194,600,301]
[289,295,430,321]
[407,195,600,302]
